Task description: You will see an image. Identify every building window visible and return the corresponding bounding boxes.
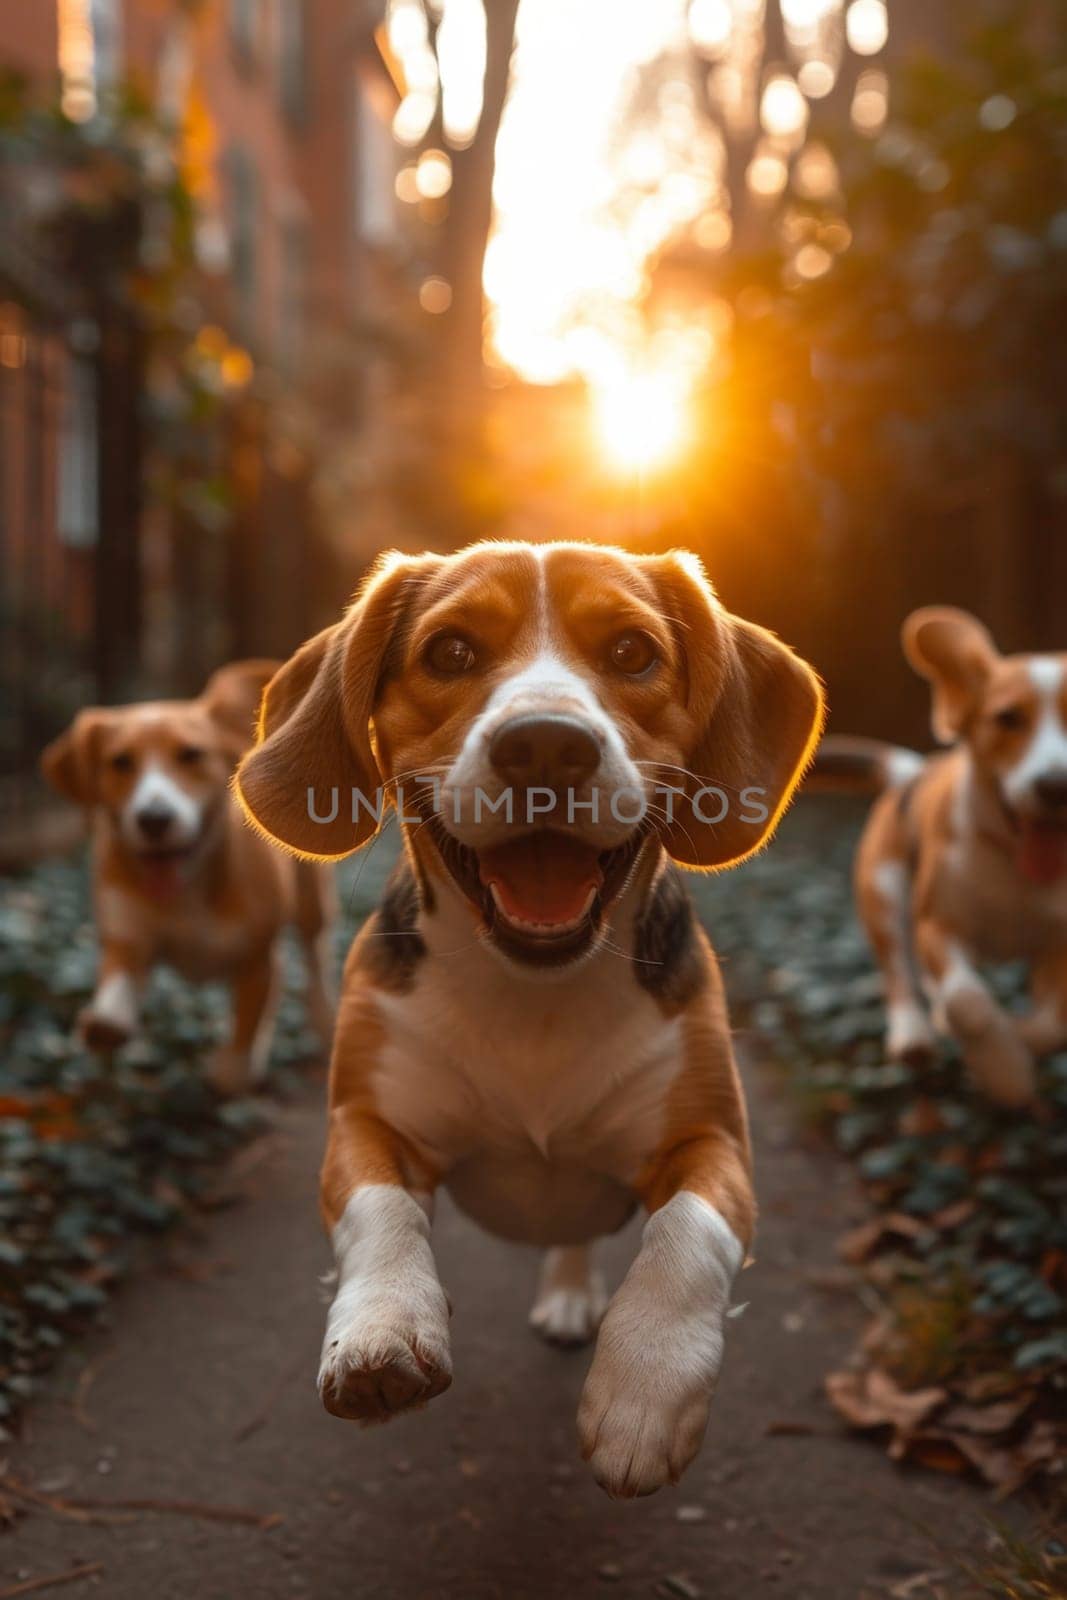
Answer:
[278,217,309,376]
[58,0,122,120]
[90,0,123,97]
[58,353,99,550]
[230,0,258,66]
[354,73,399,248]
[226,147,259,346]
[278,0,307,126]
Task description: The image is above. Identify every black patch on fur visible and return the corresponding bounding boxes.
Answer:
[895,774,919,823]
[633,866,705,1010]
[365,858,426,990]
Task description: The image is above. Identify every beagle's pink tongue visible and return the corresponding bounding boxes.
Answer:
[478,834,602,925]
[139,857,183,900]
[1018,819,1067,885]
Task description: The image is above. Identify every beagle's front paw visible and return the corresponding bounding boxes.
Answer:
[576,1193,742,1498]
[77,972,139,1055]
[78,1006,133,1056]
[321,1186,452,1425]
[318,1291,452,1425]
[577,1316,724,1498]
[960,1024,1036,1109]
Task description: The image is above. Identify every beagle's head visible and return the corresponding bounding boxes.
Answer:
[42,660,279,892]
[904,607,1067,882]
[237,543,823,966]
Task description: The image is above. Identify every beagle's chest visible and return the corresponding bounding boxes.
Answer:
[936,843,1067,962]
[371,956,685,1246]
[96,882,271,979]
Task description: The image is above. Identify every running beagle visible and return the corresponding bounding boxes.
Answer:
[236,542,823,1498]
[41,661,336,1095]
[821,606,1067,1109]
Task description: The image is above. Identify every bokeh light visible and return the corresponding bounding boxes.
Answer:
[419,276,453,313]
[851,69,889,134]
[688,0,733,55]
[761,74,809,139]
[393,91,436,145]
[437,0,487,147]
[748,148,790,198]
[797,58,835,98]
[395,165,421,203]
[58,0,97,122]
[845,0,888,56]
[416,149,453,198]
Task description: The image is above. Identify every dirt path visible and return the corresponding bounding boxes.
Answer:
[2,1050,1001,1600]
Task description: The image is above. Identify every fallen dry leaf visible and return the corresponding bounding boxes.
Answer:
[826,1368,947,1438]
[838,1213,929,1265]
[938,1394,1035,1436]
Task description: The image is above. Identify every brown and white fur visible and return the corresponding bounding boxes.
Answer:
[41,661,336,1095]
[821,606,1067,1109]
[235,542,823,1498]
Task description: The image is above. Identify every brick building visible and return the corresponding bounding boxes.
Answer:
[4,0,402,372]
[0,0,405,829]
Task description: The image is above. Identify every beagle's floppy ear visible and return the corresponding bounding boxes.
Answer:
[200,658,282,756]
[902,606,999,744]
[40,709,113,806]
[653,552,825,870]
[234,555,427,859]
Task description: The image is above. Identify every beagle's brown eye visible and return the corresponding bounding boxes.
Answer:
[177,745,204,765]
[609,632,657,677]
[994,705,1027,732]
[426,635,477,677]
[109,751,134,774]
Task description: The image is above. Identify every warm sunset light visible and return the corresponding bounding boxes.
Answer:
[591,367,692,474]
[4,0,1063,1577]
[482,0,869,426]
[487,0,696,387]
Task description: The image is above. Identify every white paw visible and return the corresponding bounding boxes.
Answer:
[78,972,139,1055]
[578,1314,724,1498]
[530,1276,607,1347]
[886,1000,935,1066]
[576,1195,743,1499]
[320,1187,451,1426]
[77,1006,133,1055]
[319,1292,452,1425]
[960,1026,1035,1108]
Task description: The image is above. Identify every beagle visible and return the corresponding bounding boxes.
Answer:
[236,542,823,1498]
[41,661,336,1095]
[820,606,1067,1109]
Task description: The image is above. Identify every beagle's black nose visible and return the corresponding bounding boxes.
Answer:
[135,802,174,842]
[1034,772,1067,811]
[488,715,601,788]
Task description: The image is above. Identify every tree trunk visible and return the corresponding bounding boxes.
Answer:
[437,0,520,407]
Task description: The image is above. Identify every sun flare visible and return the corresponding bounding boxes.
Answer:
[591,368,692,474]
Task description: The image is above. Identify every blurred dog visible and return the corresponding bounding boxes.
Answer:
[41,661,336,1095]
[235,542,823,1498]
[818,606,1067,1108]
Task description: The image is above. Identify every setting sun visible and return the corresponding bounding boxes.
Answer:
[591,367,691,474]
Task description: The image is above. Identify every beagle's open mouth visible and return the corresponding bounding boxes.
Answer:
[130,842,198,897]
[1001,804,1067,886]
[426,817,645,965]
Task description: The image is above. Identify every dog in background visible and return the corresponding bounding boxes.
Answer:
[235,541,823,1498]
[818,606,1067,1108]
[42,660,336,1095]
